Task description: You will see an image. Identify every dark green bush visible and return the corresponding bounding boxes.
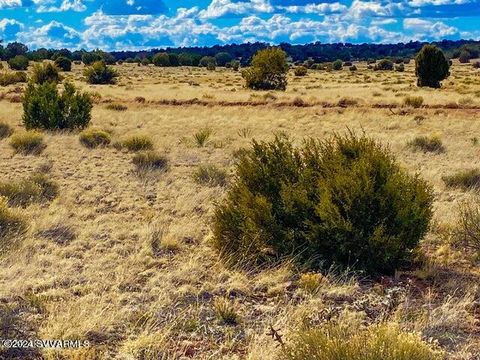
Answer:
[215,52,233,67]
[83,61,118,84]
[54,57,72,71]
[415,45,450,88]
[0,71,27,86]
[242,48,288,91]
[22,82,92,130]
[8,55,29,70]
[79,129,111,148]
[199,56,216,68]
[212,133,433,274]
[31,63,61,85]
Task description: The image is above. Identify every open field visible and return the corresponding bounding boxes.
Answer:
[1,61,480,359]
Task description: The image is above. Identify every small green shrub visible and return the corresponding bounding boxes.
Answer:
[106,103,128,111]
[8,55,29,71]
[332,59,343,70]
[132,151,168,171]
[0,198,27,252]
[0,122,14,139]
[83,61,118,84]
[213,133,433,274]
[9,131,45,155]
[0,174,58,207]
[242,48,288,91]
[443,169,480,190]
[294,66,308,76]
[23,82,92,130]
[283,321,442,360]
[408,136,445,153]
[374,59,394,71]
[118,135,154,152]
[194,127,212,147]
[79,129,111,148]
[31,62,61,85]
[403,96,424,108]
[0,71,27,86]
[193,165,227,187]
[54,57,72,72]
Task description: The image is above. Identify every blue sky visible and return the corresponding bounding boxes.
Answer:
[0,0,479,50]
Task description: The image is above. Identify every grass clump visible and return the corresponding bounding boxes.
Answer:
[106,103,128,111]
[442,169,480,190]
[403,95,424,108]
[23,82,92,130]
[294,66,308,76]
[79,129,111,148]
[194,127,212,147]
[212,132,433,274]
[0,122,13,139]
[408,135,445,153]
[454,200,480,255]
[0,198,27,252]
[9,131,45,155]
[132,151,168,171]
[0,71,27,86]
[30,62,61,85]
[118,135,154,152]
[283,321,442,360]
[213,298,239,325]
[193,165,227,187]
[0,174,59,207]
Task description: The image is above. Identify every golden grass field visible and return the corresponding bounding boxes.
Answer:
[0,60,479,359]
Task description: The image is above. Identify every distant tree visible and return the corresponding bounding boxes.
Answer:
[415,45,450,88]
[55,57,72,71]
[168,53,180,66]
[459,51,471,64]
[5,42,28,58]
[152,52,170,67]
[179,53,194,66]
[242,47,288,91]
[215,52,233,67]
[141,58,151,66]
[82,52,102,65]
[199,56,216,68]
[52,49,72,60]
[8,55,29,70]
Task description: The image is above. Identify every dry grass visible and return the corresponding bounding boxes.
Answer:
[0,61,479,359]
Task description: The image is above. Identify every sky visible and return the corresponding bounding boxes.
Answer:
[0,0,479,51]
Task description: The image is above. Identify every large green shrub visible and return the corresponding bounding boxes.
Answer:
[213,133,433,274]
[7,55,29,70]
[242,48,288,91]
[415,45,450,88]
[215,52,233,67]
[23,82,92,130]
[31,62,61,85]
[83,61,118,84]
[54,56,72,71]
[332,59,343,70]
[374,59,394,71]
